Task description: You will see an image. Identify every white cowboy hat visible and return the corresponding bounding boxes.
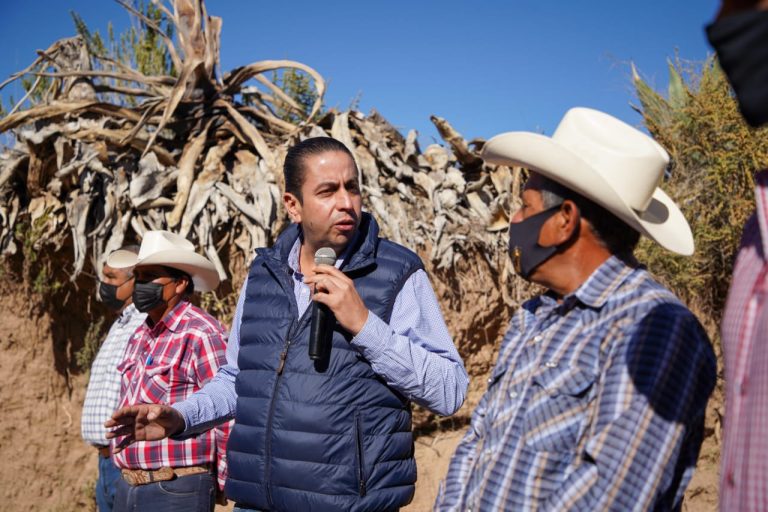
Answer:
[107,230,220,292]
[481,107,694,255]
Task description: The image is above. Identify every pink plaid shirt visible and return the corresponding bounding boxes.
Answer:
[111,300,231,489]
[720,170,768,511]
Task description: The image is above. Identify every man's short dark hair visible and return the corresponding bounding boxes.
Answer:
[284,137,357,201]
[163,266,195,296]
[537,176,641,260]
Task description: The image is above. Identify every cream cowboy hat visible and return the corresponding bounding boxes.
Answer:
[481,107,694,255]
[107,230,220,292]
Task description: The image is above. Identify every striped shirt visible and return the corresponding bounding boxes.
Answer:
[110,300,232,489]
[81,304,146,446]
[435,256,716,511]
[720,170,768,511]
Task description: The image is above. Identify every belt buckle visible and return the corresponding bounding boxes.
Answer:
[122,467,175,486]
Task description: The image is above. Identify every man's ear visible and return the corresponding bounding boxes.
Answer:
[173,277,189,297]
[283,192,302,223]
[556,200,581,243]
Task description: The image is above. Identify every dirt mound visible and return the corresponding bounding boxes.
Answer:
[0,278,95,511]
[0,252,722,511]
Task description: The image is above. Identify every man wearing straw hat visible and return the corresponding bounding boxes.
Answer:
[106,230,231,512]
[435,108,717,511]
[107,136,468,511]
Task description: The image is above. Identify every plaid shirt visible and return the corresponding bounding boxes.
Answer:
[81,304,146,446]
[111,300,232,489]
[436,256,716,511]
[720,170,768,511]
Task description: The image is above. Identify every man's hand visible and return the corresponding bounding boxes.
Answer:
[105,404,185,452]
[304,264,369,335]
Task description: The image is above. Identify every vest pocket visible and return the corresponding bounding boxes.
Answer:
[354,410,367,497]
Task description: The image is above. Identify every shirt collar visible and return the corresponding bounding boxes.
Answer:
[567,256,635,310]
[117,303,141,325]
[755,170,768,257]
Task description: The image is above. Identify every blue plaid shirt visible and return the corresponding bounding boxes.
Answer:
[435,256,716,511]
[81,304,146,446]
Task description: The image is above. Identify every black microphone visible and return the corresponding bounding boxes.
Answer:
[308,247,337,361]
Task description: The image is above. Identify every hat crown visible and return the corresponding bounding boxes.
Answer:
[137,231,195,262]
[553,108,668,212]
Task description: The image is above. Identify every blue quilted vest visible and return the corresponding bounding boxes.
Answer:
[226,213,423,511]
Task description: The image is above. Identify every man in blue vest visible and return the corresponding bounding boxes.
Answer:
[107,136,469,511]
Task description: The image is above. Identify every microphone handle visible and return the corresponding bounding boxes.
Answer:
[309,302,334,360]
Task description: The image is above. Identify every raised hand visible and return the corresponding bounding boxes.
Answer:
[105,404,186,452]
[303,264,369,335]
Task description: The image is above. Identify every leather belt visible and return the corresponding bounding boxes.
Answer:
[121,465,210,486]
[95,445,110,458]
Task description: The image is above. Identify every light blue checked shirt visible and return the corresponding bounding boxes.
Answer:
[174,237,468,433]
[435,256,716,512]
[81,304,146,446]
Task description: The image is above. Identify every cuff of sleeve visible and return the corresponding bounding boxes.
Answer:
[350,311,392,360]
[170,401,194,439]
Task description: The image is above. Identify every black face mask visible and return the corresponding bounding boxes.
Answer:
[707,9,768,127]
[508,206,561,280]
[132,281,168,313]
[98,278,132,311]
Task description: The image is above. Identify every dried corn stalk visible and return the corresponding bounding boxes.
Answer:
[0,0,531,358]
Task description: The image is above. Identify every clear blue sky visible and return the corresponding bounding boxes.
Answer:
[1,1,720,145]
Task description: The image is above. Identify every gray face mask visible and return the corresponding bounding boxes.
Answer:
[132,281,167,313]
[99,279,131,310]
[508,206,562,280]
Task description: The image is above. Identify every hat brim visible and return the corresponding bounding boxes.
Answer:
[107,249,220,292]
[481,132,694,256]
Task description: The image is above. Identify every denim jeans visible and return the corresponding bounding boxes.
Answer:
[114,472,215,512]
[95,455,122,512]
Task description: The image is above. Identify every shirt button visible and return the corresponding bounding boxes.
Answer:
[509,391,519,399]
[532,335,543,344]
[544,361,558,368]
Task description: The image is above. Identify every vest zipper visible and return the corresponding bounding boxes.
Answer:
[276,349,288,375]
[264,319,300,508]
[355,410,367,497]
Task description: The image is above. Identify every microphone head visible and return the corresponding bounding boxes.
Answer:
[314,247,337,266]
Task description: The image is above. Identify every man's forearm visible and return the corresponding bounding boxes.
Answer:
[351,311,468,416]
[172,363,239,436]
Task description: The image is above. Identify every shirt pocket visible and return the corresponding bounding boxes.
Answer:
[117,359,137,392]
[138,364,174,404]
[522,365,596,453]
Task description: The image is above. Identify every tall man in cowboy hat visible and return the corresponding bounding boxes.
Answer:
[107,136,468,511]
[106,230,231,512]
[435,108,717,511]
